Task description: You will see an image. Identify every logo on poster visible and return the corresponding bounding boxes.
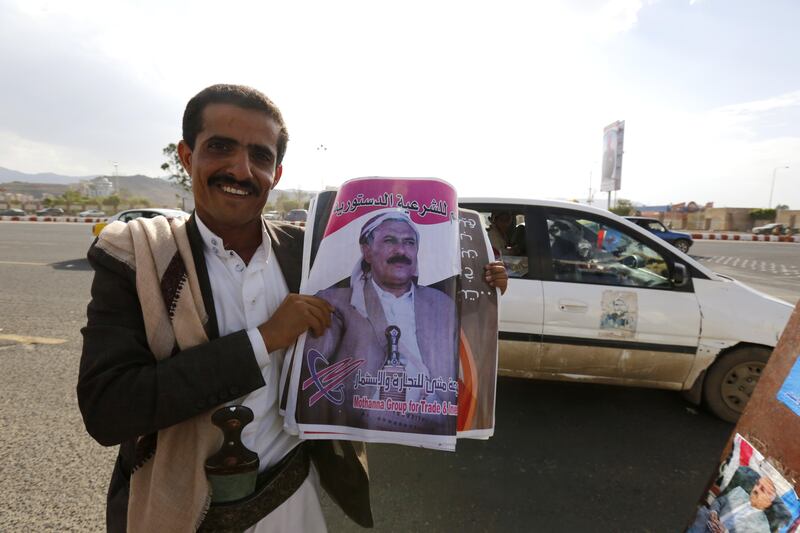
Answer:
[302,349,365,407]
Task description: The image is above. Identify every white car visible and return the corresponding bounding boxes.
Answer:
[92,208,190,237]
[460,198,794,422]
[78,209,106,217]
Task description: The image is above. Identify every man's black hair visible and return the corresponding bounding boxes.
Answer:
[182,84,289,165]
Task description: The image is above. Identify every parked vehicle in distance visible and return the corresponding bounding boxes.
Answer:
[36,207,65,216]
[78,209,106,218]
[625,216,694,253]
[263,210,281,220]
[284,209,308,223]
[92,208,190,237]
[461,197,793,423]
[0,208,27,216]
[751,222,789,235]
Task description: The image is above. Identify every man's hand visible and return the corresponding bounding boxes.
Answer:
[707,511,728,533]
[484,261,509,295]
[259,295,334,352]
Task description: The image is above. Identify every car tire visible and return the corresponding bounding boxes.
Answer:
[674,239,691,253]
[702,346,770,423]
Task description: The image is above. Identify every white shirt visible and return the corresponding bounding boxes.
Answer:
[196,215,325,533]
[717,487,770,533]
[371,279,433,402]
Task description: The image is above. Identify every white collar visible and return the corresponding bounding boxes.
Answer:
[195,214,272,263]
[371,277,415,301]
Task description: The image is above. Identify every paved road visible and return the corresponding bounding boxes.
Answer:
[690,240,800,304]
[0,222,794,531]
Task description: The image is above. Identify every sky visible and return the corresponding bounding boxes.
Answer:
[1,0,799,208]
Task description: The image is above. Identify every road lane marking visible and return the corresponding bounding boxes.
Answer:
[0,334,67,345]
[698,256,800,278]
[0,260,48,266]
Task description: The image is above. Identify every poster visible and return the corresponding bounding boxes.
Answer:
[288,177,462,450]
[688,434,800,533]
[601,120,625,193]
[456,209,499,438]
[776,357,800,418]
[599,290,638,338]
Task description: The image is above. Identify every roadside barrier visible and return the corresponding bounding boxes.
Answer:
[690,232,800,243]
[0,216,307,226]
[0,215,108,223]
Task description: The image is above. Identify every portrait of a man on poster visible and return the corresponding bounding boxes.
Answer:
[298,209,458,435]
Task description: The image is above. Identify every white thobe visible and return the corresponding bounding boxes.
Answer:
[196,215,326,533]
[371,279,435,402]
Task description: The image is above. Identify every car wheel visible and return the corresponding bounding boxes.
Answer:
[702,346,770,423]
[674,239,690,253]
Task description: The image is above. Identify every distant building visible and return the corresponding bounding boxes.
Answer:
[78,176,114,198]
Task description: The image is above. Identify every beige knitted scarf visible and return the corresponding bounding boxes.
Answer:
[96,216,221,532]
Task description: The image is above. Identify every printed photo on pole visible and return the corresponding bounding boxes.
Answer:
[688,433,800,533]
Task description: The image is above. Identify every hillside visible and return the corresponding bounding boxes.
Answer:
[0,166,323,212]
[105,175,193,208]
[0,166,95,185]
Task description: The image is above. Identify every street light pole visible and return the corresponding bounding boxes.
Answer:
[769,165,789,208]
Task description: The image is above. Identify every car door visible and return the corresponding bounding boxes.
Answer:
[460,203,543,378]
[538,207,701,389]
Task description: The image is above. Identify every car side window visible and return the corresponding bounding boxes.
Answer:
[474,209,528,278]
[545,211,672,289]
[645,221,665,232]
[119,212,140,222]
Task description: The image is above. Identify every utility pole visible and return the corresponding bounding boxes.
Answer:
[769,165,789,208]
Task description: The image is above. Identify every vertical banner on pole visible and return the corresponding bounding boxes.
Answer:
[601,120,625,194]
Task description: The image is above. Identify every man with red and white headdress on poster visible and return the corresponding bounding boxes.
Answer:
[289,177,507,450]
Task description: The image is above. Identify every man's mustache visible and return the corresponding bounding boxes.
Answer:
[387,255,412,265]
[208,174,260,195]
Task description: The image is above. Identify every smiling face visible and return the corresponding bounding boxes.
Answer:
[178,103,282,234]
[362,220,419,295]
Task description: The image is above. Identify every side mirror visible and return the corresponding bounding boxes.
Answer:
[671,262,689,288]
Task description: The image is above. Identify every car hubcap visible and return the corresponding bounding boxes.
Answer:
[677,241,688,252]
[720,361,765,413]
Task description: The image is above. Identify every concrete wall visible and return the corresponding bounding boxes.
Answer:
[777,210,800,230]
[701,207,753,231]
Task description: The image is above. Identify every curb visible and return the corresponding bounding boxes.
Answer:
[690,233,800,243]
[0,215,108,223]
[0,216,306,226]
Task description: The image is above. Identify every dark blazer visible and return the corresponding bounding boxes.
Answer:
[78,215,372,531]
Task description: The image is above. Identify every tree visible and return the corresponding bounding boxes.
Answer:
[102,195,121,212]
[775,204,790,211]
[749,208,776,221]
[279,198,301,212]
[62,190,84,214]
[161,143,191,192]
[609,198,635,216]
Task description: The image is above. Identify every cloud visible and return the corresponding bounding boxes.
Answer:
[567,0,646,40]
[714,90,800,118]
